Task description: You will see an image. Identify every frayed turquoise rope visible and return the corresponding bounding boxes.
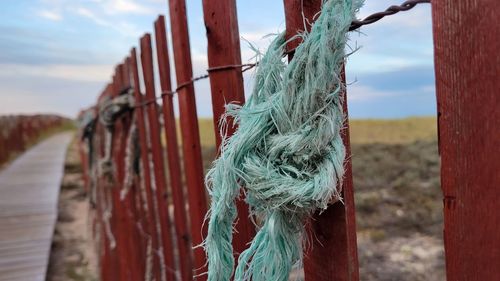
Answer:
[205,0,362,280]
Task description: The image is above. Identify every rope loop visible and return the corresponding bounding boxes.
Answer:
[204,0,362,280]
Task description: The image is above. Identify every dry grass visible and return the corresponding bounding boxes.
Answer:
[353,139,444,281]
[349,117,437,144]
[194,116,437,147]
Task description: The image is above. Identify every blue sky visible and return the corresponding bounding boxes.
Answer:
[0,0,435,119]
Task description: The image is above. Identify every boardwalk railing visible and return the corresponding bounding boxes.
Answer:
[77,0,499,281]
[0,114,69,167]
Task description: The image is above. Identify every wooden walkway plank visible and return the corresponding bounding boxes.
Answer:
[0,132,73,281]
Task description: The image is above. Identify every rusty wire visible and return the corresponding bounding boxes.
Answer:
[133,63,258,108]
[349,0,430,31]
[132,0,430,108]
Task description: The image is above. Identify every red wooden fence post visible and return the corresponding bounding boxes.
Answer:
[154,15,194,281]
[119,57,145,281]
[123,61,150,276]
[201,0,256,259]
[431,0,500,280]
[130,48,162,280]
[96,85,115,281]
[168,0,209,278]
[110,65,128,281]
[105,73,120,281]
[77,110,90,192]
[283,1,359,280]
[140,34,177,281]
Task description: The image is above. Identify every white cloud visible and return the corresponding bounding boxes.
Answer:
[0,63,113,82]
[377,7,431,28]
[347,54,432,74]
[87,0,156,15]
[37,0,158,36]
[240,31,274,43]
[346,84,435,102]
[240,31,282,63]
[190,51,208,75]
[0,77,98,117]
[347,85,400,101]
[74,7,141,38]
[105,0,155,15]
[115,21,142,38]
[38,9,63,21]
[75,7,110,26]
[419,85,435,93]
[0,94,59,115]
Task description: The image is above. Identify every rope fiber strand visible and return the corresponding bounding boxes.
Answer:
[204,0,363,280]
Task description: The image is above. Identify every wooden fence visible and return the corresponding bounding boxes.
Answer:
[0,114,68,167]
[77,0,499,280]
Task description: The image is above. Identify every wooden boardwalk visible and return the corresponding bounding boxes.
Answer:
[0,133,73,281]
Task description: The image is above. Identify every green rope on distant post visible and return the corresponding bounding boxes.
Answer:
[205,0,363,280]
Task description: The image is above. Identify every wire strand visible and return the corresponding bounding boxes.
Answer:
[129,0,430,108]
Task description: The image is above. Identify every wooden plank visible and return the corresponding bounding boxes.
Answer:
[140,33,177,281]
[201,0,245,148]
[283,1,359,280]
[130,47,162,280]
[154,15,194,281]
[108,66,125,281]
[201,0,255,259]
[431,0,500,280]
[96,85,118,281]
[121,56,146,281]
[168,0,209,278]
[111,62,143,281]
[0,133,72,281]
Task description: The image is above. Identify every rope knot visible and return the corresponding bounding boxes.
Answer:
[205,1,363,280]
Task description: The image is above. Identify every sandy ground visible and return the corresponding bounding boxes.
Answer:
[353,140,445,281]
[46,138,98,281]
[202,139,445,281]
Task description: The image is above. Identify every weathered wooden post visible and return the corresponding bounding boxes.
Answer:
[283,1,359,280]
[119,57,145,281]
[96,85,115,281]
[110,64,129,281]
[201,0,256,260]
[140,34,177,281]
[154,15,194,281]
[431,0,500,280]
[130,48,162,280]
[168,0,209,278]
